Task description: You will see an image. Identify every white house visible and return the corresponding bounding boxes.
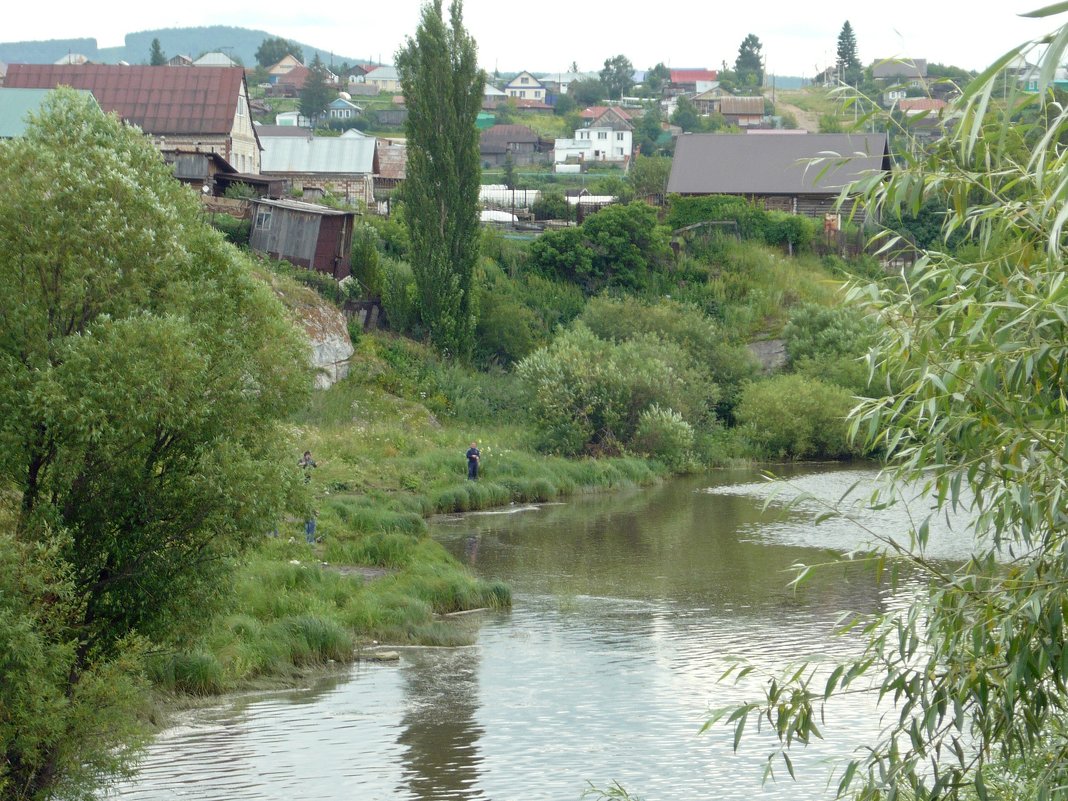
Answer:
[276,110,311,127]
[554,123,632,163]
[505,71,546,102]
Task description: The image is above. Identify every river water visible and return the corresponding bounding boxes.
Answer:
[112,464,974,801]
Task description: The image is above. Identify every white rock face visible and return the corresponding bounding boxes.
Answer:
[301,298,354,390]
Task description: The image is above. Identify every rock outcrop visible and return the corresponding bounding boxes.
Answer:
[303,300,354,389]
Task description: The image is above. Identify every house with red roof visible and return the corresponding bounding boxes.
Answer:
[5,64,262,174]
[668,68,719,96]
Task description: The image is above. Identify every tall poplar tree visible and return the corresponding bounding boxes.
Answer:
[396,0,483,359]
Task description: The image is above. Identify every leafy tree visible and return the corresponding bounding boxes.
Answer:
[494,96,517,124]
[836,20,862,85]
[628,154,672,198]
[530,202,666,292]
[719,10,1068,799]
[734,33,764,87]
[531,190,569,221]
[569,77,607,105]
[645,62,671,95]
[671,95,701,132]
[635,108,665,155]
[600,54,634,100]
[0,89,308,801]
[553,92,577,115]
[396,0,483,359]
[256,36,303,68]
[149,37,166,66]
[299,54,334,126]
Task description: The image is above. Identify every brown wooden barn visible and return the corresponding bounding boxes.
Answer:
[249,198,354,280]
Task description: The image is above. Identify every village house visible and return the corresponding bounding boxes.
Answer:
[667,68,719,96]
[249,198,355,280]
[5,63,263,174]
[666,132,890,221]
[325,96,362,121]
[267,54,304,81]
[873,58,928,105]
[479,123,551,167]
[364,66,401,93]
[483,81,507,108]
[536,71,597,102]
[718,96,766,128]
[691,85,728,114]
[258,127,376,205]
[167,54,194,67]
[193,51,238,68]
[505,71,546,103]
[268,64,311,97]
[374,137,406,197]
[555,108,634,164]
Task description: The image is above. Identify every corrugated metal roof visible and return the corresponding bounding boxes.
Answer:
[670,69,718,83]
[4,64,247,136]
[872,59,928,80]
[260,134,375,174]
[251,198,353,216]
[719,96,765,114]
[193,52,238,67]
[667,133,890,196]
[375,140,406,180]
[0,87,94,138]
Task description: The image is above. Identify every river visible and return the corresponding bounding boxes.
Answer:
[111,464,972,801]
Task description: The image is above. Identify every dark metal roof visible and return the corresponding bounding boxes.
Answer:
[5,63,247,136]
[872,59,928,80]
[667,133,890,196]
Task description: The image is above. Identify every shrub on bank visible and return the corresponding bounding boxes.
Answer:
[735,373,860,459]
[517,324,715,455]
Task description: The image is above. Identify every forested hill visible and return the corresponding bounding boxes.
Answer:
[0,26,365,67]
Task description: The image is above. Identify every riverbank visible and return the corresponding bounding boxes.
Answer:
[149,331,667,697]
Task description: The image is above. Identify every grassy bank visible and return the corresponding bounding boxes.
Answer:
[152,324,663,696]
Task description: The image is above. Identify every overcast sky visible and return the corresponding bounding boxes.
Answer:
[4,1,1060,77]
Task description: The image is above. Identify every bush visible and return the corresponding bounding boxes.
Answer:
[579,296,759,419]
[735,374,861,459]
[528,202,669,293]
[632,404,695,468]
[531,191,570,221]
[211,213,251,246]
[667,195,818,252]
[380,256,421,335]
[350,223,384,299]
[517,324,715,455]
[783,303,879,394]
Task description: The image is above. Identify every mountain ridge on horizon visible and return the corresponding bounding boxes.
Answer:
[0,26,371,70]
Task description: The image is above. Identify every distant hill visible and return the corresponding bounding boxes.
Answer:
[0,26,369,69]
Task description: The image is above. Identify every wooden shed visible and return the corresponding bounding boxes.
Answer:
[249,198,354,280]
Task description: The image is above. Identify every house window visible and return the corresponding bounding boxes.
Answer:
[597,131,607,140]
[520,90,527,98]
[616,132,624,141]
[255,209,272,230]
[521,76,529,84]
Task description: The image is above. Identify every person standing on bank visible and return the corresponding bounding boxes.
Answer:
[466,442,480,481]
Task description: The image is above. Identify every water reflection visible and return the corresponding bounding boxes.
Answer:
[399,649,486,799]
[112,464,964,801]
